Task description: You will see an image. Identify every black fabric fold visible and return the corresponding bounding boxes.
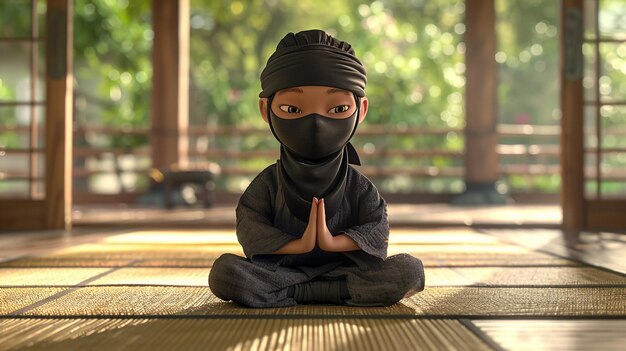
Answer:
[277,145,349,222]
[346,142,361,166]
[235,164,389,272]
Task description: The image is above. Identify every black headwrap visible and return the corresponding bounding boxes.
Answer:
[259,29,367,222]
[259,30,367,98]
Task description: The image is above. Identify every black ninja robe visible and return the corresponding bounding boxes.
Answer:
[236,161,389,275]
[208,29,425,308]
[209,160,424,308]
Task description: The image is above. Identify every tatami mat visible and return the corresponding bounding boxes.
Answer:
[3,255,576,268]
[1,244,578,268]
[103,228,501,245]
[0,243,242,268]
[0,318,491,351]
[45,243,245,259]
[426,266,626,286]
[0,258,136,268]
[134,250,580,268]
[2,266,616,288]
[0,268,110,286]
[129,259,216,268]
[3,266,621,291]
[0,288,67,314]
[87,266,626,288]
[472,320,626,351]
[1,227,625,350]
[101,230,246,245]
[87,268,210,286]
[396,247,579,267]
[402,287,626,317]
[390,228,501,245]
[20,287,213,316]
[0,257,216,268]
[12,286,626,317]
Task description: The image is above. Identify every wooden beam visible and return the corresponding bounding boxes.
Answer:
[151,0,190,171]
[464,0,498,184]
[560,0,585,231]
[44,0,73,229]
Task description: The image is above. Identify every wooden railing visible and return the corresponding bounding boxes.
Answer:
[2,123,626,202]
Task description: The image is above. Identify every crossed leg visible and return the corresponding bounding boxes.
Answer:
[209,253,425,308]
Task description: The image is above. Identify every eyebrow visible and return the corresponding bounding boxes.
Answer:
[327,88,351,95]
[276,87,304,95]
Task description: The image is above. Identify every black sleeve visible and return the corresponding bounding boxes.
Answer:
[338,169,389,260]
[235,166,299,260]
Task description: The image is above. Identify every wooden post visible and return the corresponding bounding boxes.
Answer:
[151,0,190,171]
[45,0,73,229]
[560,0,585,231]
[454,0,506,205]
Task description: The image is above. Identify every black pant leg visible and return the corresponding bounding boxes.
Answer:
[318,253,425,307]
[208,253,313,308]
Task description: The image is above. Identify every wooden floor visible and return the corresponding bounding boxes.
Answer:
[0,226,625,350]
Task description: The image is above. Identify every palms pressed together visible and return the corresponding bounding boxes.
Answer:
[273,197,418,298]
[272,197,359,254]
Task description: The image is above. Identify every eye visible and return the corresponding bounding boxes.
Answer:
[329,105,350,114]
[279,105,301,113]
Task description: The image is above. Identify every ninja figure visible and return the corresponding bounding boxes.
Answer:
[209,30,425,307]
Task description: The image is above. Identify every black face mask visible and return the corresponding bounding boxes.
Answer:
[268,108,358,161]
[267,94,362,222]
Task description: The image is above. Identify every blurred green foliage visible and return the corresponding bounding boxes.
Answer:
[187,0,562,193]
[189,0,465,129]
[0,84,18,149]
[0,0,33,37]
[73,0,152,149]
[189,0,467,193]
[2,0,625,195]
[496,0,559,193]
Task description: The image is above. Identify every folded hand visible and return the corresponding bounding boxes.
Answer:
[316,198,360,252]
[316,198,334,251]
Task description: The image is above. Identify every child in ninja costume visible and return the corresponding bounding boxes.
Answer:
[209,29,425,307]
